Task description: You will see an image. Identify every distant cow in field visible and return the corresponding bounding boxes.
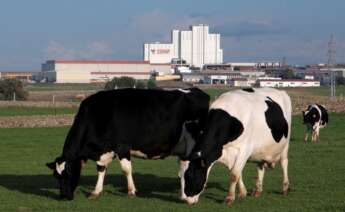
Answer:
[302,104,328,142]
[47,88,210,200]
[180,88,292,205]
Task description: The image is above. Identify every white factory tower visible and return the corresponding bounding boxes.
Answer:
[144,24,223,68]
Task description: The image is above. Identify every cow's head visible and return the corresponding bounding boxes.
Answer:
[181,151,212,205]
[302,105,320,128]
[181,109,244,205]
[46,157,82,200]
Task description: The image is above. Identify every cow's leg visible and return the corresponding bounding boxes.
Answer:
[252,163,265,197]
[119,153,136,196]
[311,124,320,142]
[305,125,312,142]
[238,174,247,199]
[88,165,108,199]
[89,151,115,199]
[178,159,189,200]
[225,159,248,205]
[218,147,241,205]
[304,129,309,142]
[280,145,289,196]
[225,170,240,205]
[311,130,316,142]
[314,126,320,142]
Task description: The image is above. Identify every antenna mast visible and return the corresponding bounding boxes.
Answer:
[327,34,336,99]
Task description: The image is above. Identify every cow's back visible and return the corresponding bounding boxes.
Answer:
[75,88,210,160]
[212,88,291,162]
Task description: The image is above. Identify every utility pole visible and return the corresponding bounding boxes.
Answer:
[282,57,287,68]
[327,34,336,100]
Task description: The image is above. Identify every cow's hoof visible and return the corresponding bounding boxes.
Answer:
[128,191,136,197]
[225,195,234,205]
[239,192,247,200]
[282,188,290,196]
[87,192,100,200]
[180,195,187,201]
[251,189,262,197]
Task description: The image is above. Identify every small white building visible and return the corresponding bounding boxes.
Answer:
[229,78,251,87]
[258,79,320,87]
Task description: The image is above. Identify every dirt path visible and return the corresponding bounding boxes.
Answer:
[0,114,74,128]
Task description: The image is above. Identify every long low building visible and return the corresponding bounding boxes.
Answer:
[258,79,320,87]
[40,60,172,83]
[0,71,33,81]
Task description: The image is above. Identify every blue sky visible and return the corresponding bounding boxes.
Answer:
[0,0,344,70]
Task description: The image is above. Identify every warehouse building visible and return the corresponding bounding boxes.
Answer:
[0,71,33,81]
[144,24,223,68]
[40,60,171,83]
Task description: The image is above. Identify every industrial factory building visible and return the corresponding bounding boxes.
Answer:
[40,60,171,83]
[144,24,223,68]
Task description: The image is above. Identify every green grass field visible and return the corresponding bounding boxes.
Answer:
[0,107,77,117]
[0,114,344,211]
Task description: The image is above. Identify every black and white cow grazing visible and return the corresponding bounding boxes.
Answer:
[46,88,210,200]
[180,88,292,205]
[302,104,328,142]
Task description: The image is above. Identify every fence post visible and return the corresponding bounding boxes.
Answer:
[53,95,56,117]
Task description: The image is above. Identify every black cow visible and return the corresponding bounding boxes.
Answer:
[302,104,328,142]
[47,88,210,200]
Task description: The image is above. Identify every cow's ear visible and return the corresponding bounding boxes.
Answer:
[46,162,56,170]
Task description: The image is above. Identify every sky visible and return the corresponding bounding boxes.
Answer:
[0,0,345,70]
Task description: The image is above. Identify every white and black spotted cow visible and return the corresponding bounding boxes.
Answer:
[302,104,328,142]
[180,88,292,205]
[46,88,209,200]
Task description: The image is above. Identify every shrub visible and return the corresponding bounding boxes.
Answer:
[147,78,157,89]
[0,79,28,100]
[105,77,151,90]
[135,81,146,89]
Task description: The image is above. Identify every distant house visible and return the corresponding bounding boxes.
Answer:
[180,73,204,83]
[202,70,241,85]
[229,78,251,87]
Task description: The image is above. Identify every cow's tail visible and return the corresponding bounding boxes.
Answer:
[62,101,88,162]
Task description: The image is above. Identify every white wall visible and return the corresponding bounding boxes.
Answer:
[144,43,174,64]
[41,61,172,83]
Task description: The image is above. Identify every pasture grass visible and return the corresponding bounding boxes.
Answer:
[0,107,77,117]
[0,114,344,211]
